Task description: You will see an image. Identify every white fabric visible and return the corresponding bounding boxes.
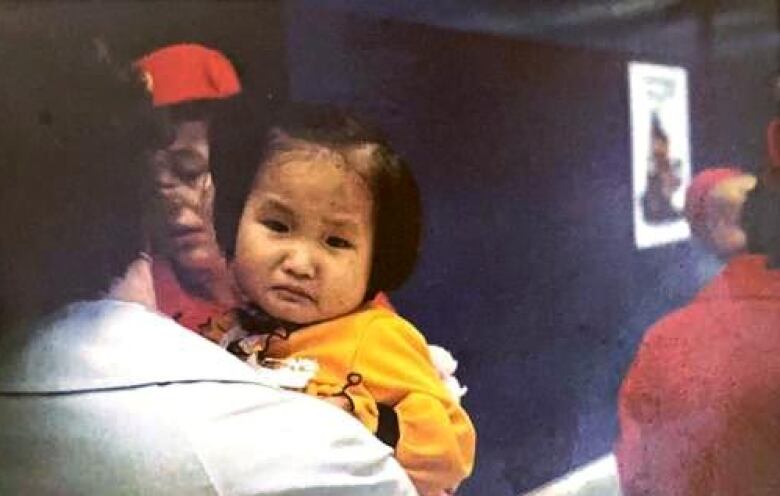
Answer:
[427,344,468,402]
[523,454,622,496]
[0,300,416,495]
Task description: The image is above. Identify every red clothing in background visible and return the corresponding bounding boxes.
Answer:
[616,254,780,496]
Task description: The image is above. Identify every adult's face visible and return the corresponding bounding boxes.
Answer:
[148,119,221,273]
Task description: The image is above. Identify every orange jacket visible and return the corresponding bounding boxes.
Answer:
[264,306,476,496]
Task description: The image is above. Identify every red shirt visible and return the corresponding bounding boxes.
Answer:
[616,254,780,495]
[152,258,230,333]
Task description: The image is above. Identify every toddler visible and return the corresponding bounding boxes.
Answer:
[208,104,475,495]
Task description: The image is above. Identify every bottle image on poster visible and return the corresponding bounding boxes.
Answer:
[641,112,683,224]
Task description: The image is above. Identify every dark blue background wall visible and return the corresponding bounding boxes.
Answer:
[285,5,776,494]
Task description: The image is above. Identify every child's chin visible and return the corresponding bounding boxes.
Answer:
[265,301,316,325]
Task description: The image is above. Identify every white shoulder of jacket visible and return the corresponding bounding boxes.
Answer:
[0,299,418,495]
[0,299,262,392]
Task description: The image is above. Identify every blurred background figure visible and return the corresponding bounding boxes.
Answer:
[136,43,241,331]
[683,166,757,284]
[615,79,780,495]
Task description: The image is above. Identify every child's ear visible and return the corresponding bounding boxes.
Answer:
[768,118,780,170]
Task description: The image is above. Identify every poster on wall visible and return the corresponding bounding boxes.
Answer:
[628,62,691,250]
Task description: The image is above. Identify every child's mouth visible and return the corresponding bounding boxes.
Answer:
[270,285,315,303]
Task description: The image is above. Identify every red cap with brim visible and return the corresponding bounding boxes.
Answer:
[135,43,240,107]
[684,167,743,238]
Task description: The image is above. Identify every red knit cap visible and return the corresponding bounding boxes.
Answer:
[684,167,743,238]
[135,43,240,107]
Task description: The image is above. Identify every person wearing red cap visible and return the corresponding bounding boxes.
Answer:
[135,43,241,331]
[616,79,780,495]
[683,167,756,284]
[684,167,756,260]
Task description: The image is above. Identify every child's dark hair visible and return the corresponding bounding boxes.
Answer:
[213,102,422,299]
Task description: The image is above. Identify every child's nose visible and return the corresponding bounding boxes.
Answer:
[281,244,317,279]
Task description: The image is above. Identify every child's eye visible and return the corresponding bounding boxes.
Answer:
[326,236,354,249]
[262,219,289,233]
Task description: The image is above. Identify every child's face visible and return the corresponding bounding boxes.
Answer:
[233,147,374,324]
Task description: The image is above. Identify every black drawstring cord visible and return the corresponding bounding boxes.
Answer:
[327,372,362,413]
[223,303,302,361]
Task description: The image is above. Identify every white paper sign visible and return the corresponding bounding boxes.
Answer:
[628,62,692,249]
